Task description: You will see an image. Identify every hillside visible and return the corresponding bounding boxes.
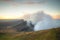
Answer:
[0,19,34,33]
[0,28,60,40]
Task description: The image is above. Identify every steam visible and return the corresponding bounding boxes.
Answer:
[26,11,60,31]
[27,11,46,25]
[34,17,59,31]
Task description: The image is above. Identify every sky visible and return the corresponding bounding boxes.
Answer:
[0,0,60,19]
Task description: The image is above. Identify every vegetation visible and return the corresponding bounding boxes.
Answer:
[0,28,60,40]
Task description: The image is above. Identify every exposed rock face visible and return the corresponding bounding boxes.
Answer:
[12,20,34,32]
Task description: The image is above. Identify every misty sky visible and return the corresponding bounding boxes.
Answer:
[0,0,60,19]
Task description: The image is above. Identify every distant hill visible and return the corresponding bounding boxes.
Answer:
[0,19,34,33]
[0,19,23,30]
[0,27,60,40]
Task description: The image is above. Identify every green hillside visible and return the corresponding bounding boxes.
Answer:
[0,28,60,40]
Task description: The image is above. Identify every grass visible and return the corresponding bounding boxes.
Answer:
[0,28,60,40]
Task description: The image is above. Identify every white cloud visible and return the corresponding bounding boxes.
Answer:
[26,11,60,31]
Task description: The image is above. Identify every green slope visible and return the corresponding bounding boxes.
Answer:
[0,28,60,40]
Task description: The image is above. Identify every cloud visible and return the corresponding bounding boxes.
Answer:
[33,11,60,31]
[34,19,60,31]
[25,11,60,31]
[28,11,48,25]
[0,0,47,5]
